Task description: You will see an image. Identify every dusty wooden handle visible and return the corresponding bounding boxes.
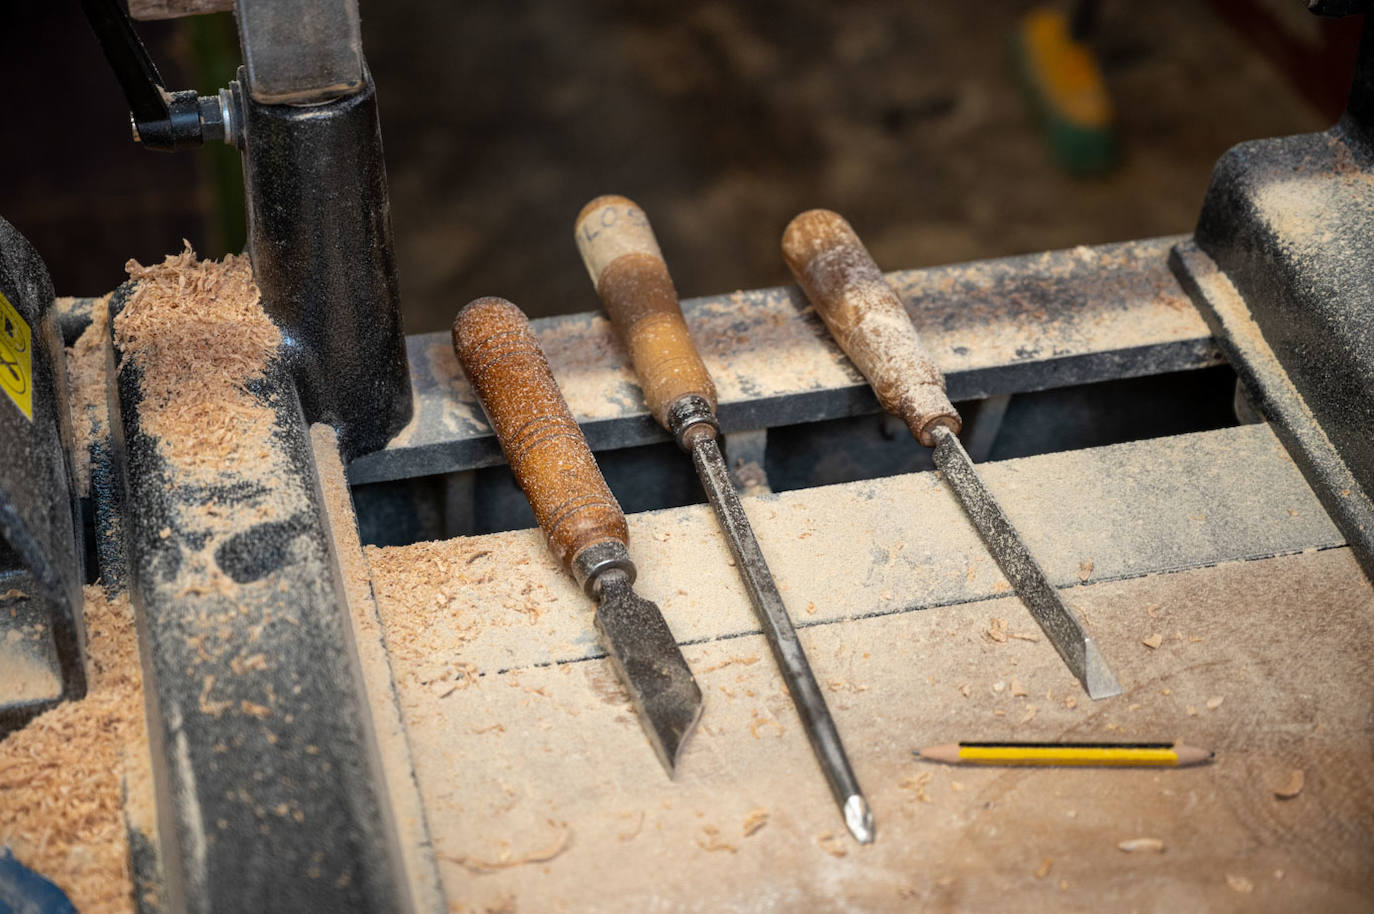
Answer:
[781,209,960,447]
[575,195,717,429]
[452,297,629,573]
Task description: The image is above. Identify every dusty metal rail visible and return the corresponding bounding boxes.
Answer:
[347,235,1221,485]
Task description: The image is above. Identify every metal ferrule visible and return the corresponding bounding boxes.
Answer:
[666,394,719,452]
[571,540,637,597]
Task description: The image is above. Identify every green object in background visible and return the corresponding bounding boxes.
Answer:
[184,13,247,257]
[1011,6,1118,176]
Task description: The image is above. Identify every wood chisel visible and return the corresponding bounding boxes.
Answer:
[781,209,1122,700]
[452,296,704,775]
[575,195,875,843]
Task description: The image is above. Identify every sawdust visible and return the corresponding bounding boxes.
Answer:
[815,833,847,858]
[742,808,769,837]
[698,655,760,674]
[1118,838,1165,853]
[65,295,111,496]
[1206,696,1225,711]
[1035,857,1053,879]
[1142,632,1163,650]
[1227,874,1255,894]
[439,821,573,873]
[0,586,146,914]
[899,772,932,804]
[695,825,737,854]
[113,244,281,484]
[1275,770,1305,799]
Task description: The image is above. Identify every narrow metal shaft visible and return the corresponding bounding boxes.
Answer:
[690,435,874,843]
[930,425,1122,699]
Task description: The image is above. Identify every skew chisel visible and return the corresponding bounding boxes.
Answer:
[781,209,1121,700]
[575,195,874,844]
[452,296,704,775]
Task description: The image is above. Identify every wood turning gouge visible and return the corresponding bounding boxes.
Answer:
[575,195,875,844]
[782,209,1122,701]
[452,296,704,776]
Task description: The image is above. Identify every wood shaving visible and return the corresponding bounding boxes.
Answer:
[1010,677,1028,697]
[439,820,572,873]
[984,617,1008,642]
[1063,696,1077,709]
[950,780,965,792]
[1274,769,1304,799]
[1186,705,1198,716]
[617,811,644,842]
[900,772,932,804]
[1035,857,1053,879]
[1019,704,1038,724]
[742,808,769,837]
[1226,874,1254,894]
[698,655,760,674]
[1118,838,1165,853]
[1206,695,1224,710]
[816,833,847,858]
[1078,560,1093,582]
[992,680,1006,693]
[0,587,145,914]
[749,716,784,739]
[1142,632,1163,649]
[958,684,971,697]
[696,825,737,854]
[1009,631,1040,642]
[114,245,282,484]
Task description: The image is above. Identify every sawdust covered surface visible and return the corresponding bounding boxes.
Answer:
[66,295,111,495]
[114,244,281,482]
[0,586,146,914]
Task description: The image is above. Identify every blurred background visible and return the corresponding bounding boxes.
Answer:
[0,1,1359,329]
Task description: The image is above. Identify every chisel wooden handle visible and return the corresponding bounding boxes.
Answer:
[781,209,961,447]
[575,195,718,430]
[452,297,629,573]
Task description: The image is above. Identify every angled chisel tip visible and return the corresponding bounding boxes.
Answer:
[594,571,704,777]
[844,794,875,845]
[1083,638,1123,700]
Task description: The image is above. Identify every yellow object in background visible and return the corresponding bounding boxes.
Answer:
[1012,6,1117,174]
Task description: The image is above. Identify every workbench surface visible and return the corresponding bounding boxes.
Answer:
[355,423,1374,912]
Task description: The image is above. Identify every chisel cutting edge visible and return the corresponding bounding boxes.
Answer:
[782,209,1122,701]
[453,296,704,775]
[576,196,875,843]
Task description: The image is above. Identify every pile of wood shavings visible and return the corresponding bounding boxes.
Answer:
[114,244,281,481]
[65,295,111,496]
[0,586,147,914]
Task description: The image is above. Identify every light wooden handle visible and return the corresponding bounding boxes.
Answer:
[452,297,628,573]
[781,209,960,446]
[575,195,717,429]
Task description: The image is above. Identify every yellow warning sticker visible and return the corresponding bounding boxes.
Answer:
[0,290,33,421]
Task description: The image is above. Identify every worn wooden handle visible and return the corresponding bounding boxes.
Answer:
[781,209,960,447]
[575,195,717,429]
[452,297,628,573]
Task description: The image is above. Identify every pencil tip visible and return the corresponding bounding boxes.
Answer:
[844,794,875,844]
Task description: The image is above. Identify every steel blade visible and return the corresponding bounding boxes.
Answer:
[691,435,873,842]
[931,425,1122,699]
[594,570,703,776]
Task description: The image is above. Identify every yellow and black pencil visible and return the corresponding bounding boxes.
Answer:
[917,741,1213,767]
